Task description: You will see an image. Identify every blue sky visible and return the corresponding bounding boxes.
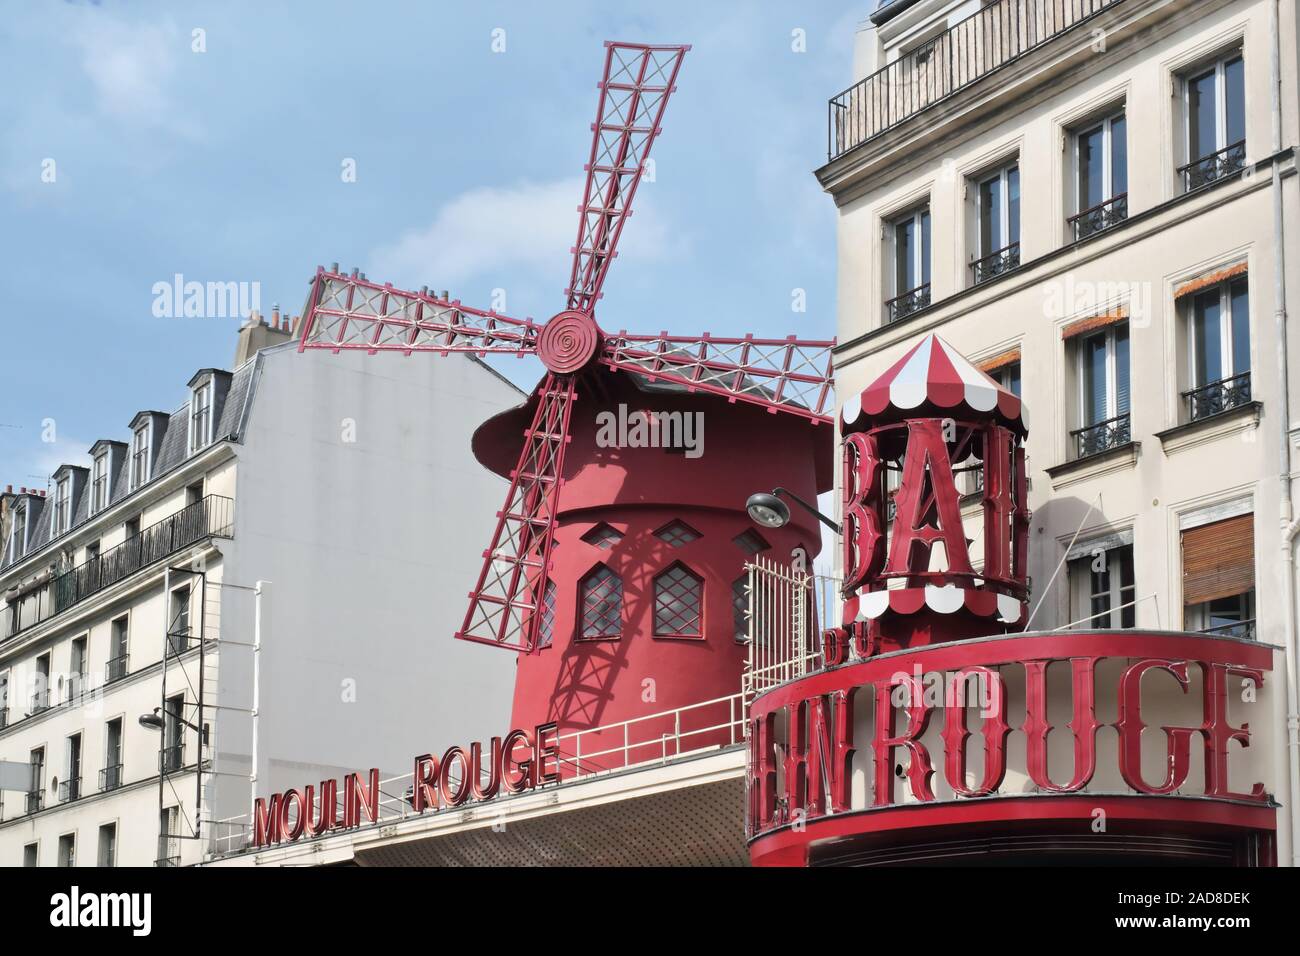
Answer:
[0,0,863,487]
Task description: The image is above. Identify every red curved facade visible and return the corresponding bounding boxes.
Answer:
[474,367,833,765]
[746,629,1278,866]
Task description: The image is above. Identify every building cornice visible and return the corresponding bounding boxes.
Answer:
[0,442,235,585]
[832,150,1296,367]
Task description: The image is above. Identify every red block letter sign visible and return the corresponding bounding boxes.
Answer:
[981,426,1015,584]
[842,431,884,594]
[1116,660,1196,795]
[885,420,974,578]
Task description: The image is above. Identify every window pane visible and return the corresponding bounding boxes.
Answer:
[1118,546,1136,628]
[1225,56,1245,145]
[1230,279,1250,375]
[895,218,914,293]
[1007,166,1020,245]
[1078,125,1104,209]
[1004,362,1022,397]
[1084,334,1108,424]
[1110,116,1127,195]
[980,174,1002,253]
[1193,290,1223,384]
[1114,327,1130,416]
[1188,68,1217,160]
[920,210,932,285]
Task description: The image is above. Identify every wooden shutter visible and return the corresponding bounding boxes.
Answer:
[1182,514,1254,605]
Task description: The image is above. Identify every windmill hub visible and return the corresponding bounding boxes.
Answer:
[537,310,602,374]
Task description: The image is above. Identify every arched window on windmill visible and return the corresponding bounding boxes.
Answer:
[654,562,704,640]
[578,564,623,641]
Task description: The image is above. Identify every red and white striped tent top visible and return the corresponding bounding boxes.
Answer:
[841,334,1027,434]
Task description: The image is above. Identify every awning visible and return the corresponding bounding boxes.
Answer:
[841,334,1027,434]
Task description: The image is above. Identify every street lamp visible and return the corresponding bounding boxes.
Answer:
[138,706,209,743]
[745,487,840,534]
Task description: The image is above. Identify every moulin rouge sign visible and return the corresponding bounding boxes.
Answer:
[253,722,559,848]
[746,631,1275,838]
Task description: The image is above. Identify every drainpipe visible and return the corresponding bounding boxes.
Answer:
[1267,0,1300,868]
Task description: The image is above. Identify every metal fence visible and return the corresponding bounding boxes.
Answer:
[828,0,1125,161]
[742,556,842,698]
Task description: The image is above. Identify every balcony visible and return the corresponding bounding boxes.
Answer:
[828,0,1127,161]
[105,653,129,683]
[1184,372,1251,422]
[0,708,7,731]
[2,495,233,642]
[25,789,43,814]
[886,283,931,323]
[1071,413,1131,459]
[1068,193,1128,242]
[58,776,81,803]
[66,672,88,703]
[971,242,1021,285]
[1202,619,1256,641]
[1179,140,1247,192]
[29,689,50,717]
[160,745,185,774]
[100,763,124,792]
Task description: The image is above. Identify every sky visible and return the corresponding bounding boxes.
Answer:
[0,0,866,488]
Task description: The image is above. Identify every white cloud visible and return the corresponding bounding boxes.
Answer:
[368,177,675,295]
[28,434,93,484]
[70,15,199,136]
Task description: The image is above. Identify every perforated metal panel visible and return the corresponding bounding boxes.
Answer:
[354,778,747,867]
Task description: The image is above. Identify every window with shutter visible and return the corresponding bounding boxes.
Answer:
[1183,514,1255,638]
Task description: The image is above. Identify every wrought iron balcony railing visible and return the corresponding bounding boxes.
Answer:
[2,495,233,643]
[828,0,1126,161]
[58,776,81,803]
[167,628,192,657]
[29,689,50,717]
[1068,193,1128,241]
[105,653,129,684]
[1184,372,1251,422]
[1071,413,1131,459]
[1178,140,1247,192]
[971,242,1021,284]
[25,789,43,814]
[0,708,7,731]
[66,672,88,703]
[1201,618,1256,641]
[886,283,931,323]
[99,763,124,792]
[160,745,185,774]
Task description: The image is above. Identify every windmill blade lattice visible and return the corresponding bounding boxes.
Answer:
[293,41,836,655]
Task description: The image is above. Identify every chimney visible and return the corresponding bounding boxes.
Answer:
[234,300,293,366]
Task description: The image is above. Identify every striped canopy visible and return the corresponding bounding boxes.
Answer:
[841,334,1027,434]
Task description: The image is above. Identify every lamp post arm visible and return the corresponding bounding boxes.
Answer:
[772,487,841,535]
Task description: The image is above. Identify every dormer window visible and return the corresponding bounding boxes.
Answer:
[5,502,27,564]
[189,380,213,454]
[130,423,151,490]
[53,477,72,536]
[91,452,109,514]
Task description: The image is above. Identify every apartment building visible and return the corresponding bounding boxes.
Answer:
[0,310,521,865]
[818,0,1299,861]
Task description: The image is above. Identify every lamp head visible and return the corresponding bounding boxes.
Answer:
[746,492,791,529]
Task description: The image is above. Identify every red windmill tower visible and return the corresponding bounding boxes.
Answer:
[295,42,835,759]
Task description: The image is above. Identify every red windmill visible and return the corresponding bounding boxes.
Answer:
[296,42,835,748]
